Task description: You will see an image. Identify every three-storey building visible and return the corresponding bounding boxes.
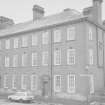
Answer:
[0,0,105,103]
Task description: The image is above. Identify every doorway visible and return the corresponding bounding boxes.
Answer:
[41,75,50,97]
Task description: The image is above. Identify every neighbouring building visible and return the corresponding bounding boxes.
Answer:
[0,0,105,103]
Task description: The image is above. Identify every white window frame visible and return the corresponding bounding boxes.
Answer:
[13,55,18,67]
[67,49,76,65]
[42,31,49,44]
[90,75,94,94]
[54,29,61,42]
[22,36,28,47]
[22,53,27,66]
[67,74,76,93]
[12,75,16,89]
[31,75,37,90]
[32,35,38,46]
[0,41,2,50]
[88,49,94,65]
[42,51,48,66]
[32,52,38,66]
[5,39,10,49]
[14,38,19,48]
[67,26,75,40]
[54,49,61,65]
[4,75,8,88]
[54,75,62,92]
[5,56,10,67]
[88,27,93,40]
[21,74,27,90]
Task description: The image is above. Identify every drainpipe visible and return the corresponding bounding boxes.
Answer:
[102,31,105,90]
[50,30,53,97]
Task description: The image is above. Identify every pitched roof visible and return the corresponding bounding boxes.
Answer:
[0,9,85,37]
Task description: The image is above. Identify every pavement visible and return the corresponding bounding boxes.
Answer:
[0,99,49,105]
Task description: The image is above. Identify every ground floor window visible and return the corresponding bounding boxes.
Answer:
[90,75,94,94]
[12,75,16,89]
[4,75,8,88]
[21,74,27,90]
[31,75,37,90]
[54,75,62,92]
[67,74,75,93]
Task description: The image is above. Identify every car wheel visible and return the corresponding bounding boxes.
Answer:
[9,98,12,101]
[19,99,23,103]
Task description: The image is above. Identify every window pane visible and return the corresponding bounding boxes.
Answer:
[22,36,28,47]
[54,75,61,92]
[5,56,10,67]
[5,39,10,49]
[54,30,61,42]
[22,53,27,66]
[32,53,38,66]
[32,35,38,46]
[13,55,18,67]
[42,51,48,66]
[21,75,27,90]
[67,49,75,65]
[54,49,61,65]
[14,38,19,48]
[31,75,37,90]
[67,27,75,40]
[0,41,2,50]
[4,75,8,88]
[88,27,93,40]
[42,32,49,44]
[68,74,75,93]
[12,75,16,89]
[88,49,93,65]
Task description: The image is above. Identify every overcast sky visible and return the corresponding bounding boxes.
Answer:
[0,0,104,23]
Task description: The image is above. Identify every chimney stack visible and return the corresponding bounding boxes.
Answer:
[83,0,103,24]
[93,0,103,24]
[33,5,45,21]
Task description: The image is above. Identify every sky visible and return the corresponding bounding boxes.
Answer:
[0,0,104,24]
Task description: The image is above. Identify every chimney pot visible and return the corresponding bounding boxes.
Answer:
[33,5,45,21]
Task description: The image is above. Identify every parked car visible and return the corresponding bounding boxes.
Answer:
[8,91,34,103]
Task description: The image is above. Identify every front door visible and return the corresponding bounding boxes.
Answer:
[42,81,49,97]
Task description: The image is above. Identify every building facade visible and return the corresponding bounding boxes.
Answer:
[0,0,105,102]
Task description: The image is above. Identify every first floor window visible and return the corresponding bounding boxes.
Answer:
[12,75,16,89]
[32,35,38,46]
[67,26,75,40]
[22,36,28,47]
[42,51,48,66]
[31,75,37,90]
[88,49,93,65]
[21,74,27,90]
[22,53,27,66]
[5,39,10,49]
[5,56,10,67]
[0,41,2,50]
[54,49,61,65]
[14,38,19,48]
[42,31,49,44]
[54,29,61,43]
[54,75,61,92]
[88,26,93,40]
[32,53,38,66]
[67,74,75,93]
[4,75,8,88]
[13,55,18,67]
[67,48,75,65]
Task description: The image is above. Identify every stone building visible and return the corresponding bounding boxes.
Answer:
[0,0,105,102]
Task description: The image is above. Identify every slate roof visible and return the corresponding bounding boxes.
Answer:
[0,9,85,37]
